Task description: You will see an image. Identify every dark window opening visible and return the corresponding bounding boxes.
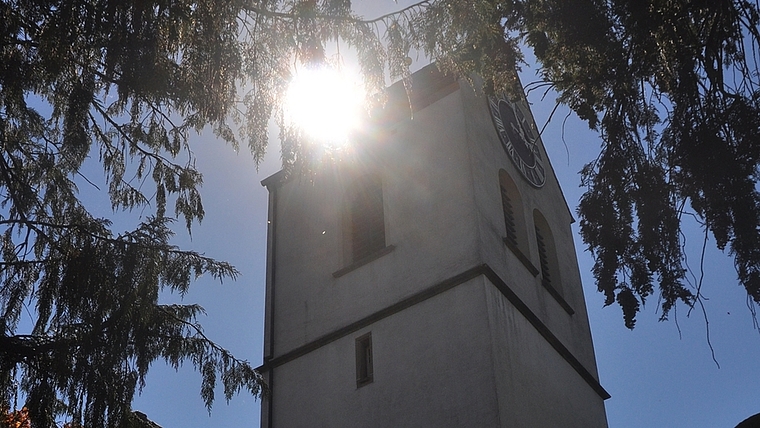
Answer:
[355,333,373,388]
[350,175,385,262]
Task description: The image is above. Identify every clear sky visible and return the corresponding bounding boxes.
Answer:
[125,2,760,427]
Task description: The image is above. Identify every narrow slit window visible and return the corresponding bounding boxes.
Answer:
[355,333,373,388]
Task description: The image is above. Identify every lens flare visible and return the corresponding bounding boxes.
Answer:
[285,66,365,145]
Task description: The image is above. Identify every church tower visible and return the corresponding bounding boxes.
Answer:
[258,64,609,427]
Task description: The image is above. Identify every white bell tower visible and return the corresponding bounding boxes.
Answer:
[258,64,609,427]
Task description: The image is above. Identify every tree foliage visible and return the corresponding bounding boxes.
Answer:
[1,0,262,426]
[514,0,760,329]
[2,0,760,425]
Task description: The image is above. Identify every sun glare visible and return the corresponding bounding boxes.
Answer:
[285,66,366,145]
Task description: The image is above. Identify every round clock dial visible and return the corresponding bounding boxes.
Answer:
[488,94,546,187]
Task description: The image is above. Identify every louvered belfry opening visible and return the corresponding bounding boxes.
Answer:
[501,184,518,248]
[499,169,526,254]
[535,225,552,287]
[350,174,385,261]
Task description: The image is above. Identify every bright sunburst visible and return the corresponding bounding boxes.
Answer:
[285,65,366,145]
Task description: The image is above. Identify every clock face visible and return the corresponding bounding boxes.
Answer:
[488,94,546,187]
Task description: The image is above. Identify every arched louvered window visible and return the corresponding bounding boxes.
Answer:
[533,210,560,294]
[533,210,573,314]
[499,170,536,274]
[501,187,519,249]
[499,170,527,249]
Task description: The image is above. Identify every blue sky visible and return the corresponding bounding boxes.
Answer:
[119,2,760,427]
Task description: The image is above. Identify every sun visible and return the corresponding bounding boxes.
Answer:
[284,65,366,145]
